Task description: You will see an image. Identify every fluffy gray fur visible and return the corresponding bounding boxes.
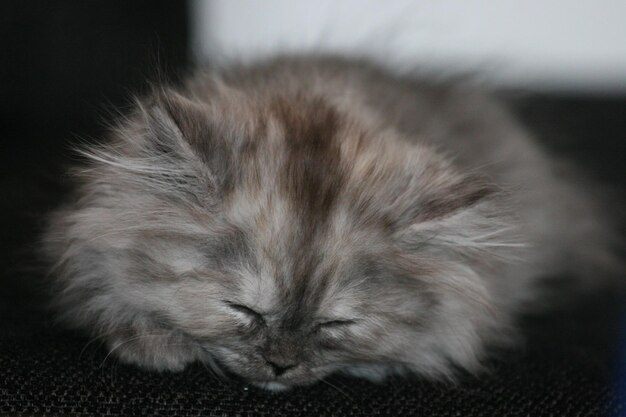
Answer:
[43,56,619,390]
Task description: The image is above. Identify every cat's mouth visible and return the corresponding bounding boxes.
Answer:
[200,350,300,390]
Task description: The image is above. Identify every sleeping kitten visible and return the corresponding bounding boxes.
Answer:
[43,56,620,390]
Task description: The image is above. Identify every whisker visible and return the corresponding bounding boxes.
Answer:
[193,342,230,383]
[78,335,106,360]
[78,325,140,360]
[98,333,181,368]
[320,377,355,402]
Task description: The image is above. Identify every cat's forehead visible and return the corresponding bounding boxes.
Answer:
[226,200,371,317]
[225,188,374,301]
[226,94,382,232]
[214,93,399,315]
[223,99,356,238]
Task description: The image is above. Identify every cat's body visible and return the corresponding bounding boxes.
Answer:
[44,56,618,390]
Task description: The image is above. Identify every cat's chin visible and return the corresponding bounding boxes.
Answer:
[250,381,292,392]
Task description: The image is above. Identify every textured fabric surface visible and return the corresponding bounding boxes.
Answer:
[1,294,624,417]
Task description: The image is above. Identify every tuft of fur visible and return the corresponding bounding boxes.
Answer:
[42,56,621,388]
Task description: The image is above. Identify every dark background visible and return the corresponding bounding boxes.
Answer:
[1,2,625,416]
[1,1,188,299]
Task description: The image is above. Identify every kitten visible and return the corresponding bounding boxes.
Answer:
[43,55,620,390]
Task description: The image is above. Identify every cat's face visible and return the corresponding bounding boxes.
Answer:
[157,195,438,389]
[48,84,513,389]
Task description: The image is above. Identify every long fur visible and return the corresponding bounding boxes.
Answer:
[42,55,621,388]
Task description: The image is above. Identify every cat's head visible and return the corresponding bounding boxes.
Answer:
[45,82,518,389]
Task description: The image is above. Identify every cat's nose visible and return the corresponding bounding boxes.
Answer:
[263,356,298,376]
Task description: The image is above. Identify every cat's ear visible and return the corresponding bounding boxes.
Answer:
[381,163,496,228]
[139,89,212,160]
[136,89,233,194]
[393,174,516,255]
[409,175,495,223]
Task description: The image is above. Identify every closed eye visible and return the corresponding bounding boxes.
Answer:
[223,301,266,325]
[315,319,357,330]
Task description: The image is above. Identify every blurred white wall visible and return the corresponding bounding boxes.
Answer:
[191,0,626,93]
